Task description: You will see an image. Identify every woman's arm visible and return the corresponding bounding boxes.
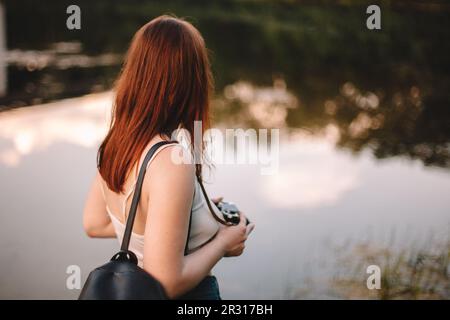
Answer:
[82,172,116,238]
[142,146,249,298]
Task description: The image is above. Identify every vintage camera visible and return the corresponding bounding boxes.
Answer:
[216,201,250,225]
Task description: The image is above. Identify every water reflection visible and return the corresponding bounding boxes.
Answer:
[217,79,298,128]
[0,89,357,211]
[325,82,450,168]
[0,92,111,166]
[2,1,449,169]
[262,126,360,209]
[6,44,121,71]
[0,92,449,299]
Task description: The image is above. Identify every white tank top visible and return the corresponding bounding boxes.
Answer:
[100,143,221,268]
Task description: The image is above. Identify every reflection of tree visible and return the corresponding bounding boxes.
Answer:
[203,2,450,168]
[3,0,450,167]
[327,82,450,168]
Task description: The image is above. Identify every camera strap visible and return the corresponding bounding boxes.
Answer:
[195,173,231,226]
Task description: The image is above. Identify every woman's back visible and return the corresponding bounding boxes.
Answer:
[99,137,221,267]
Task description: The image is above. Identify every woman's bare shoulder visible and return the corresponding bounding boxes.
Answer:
[144,143,195,189]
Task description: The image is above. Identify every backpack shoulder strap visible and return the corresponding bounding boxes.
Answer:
[120,140,192,255]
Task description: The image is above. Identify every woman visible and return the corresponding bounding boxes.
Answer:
[82,15,255,300]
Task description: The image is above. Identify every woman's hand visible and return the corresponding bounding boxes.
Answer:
[216,212,255,257]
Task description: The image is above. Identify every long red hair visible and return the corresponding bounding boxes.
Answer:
[98,15,213,193]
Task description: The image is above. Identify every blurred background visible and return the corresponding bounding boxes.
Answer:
[0,0,449,299]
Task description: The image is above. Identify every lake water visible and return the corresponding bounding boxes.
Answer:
[0,1,449,299]
[0,92,449,299]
